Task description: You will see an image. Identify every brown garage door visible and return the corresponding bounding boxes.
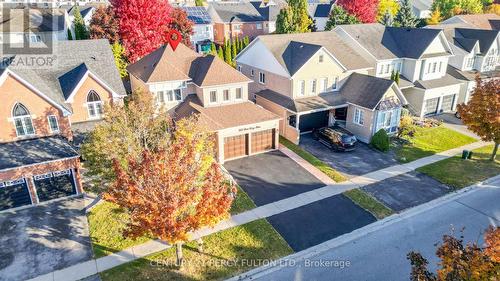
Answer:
[224,134,248,160]
[251,129,275,154]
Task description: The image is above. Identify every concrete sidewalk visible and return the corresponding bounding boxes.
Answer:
[27,140,489,281]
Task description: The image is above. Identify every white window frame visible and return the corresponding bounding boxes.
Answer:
[310,79,317,94]
[298,80,305,96]
[320,78,328,92]
[209,90,217,103]
[332,76,339,90]
[87,91,103,119]
[235,87,243,100]
[259,72,265,84]
[12,103,35,137]
[223,89,230,102]
[30,34,41,43]
[256,23,262,30]
[353,108,364,125]
[47,115,59,133]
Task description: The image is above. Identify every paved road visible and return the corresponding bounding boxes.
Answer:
[242,178,500,281]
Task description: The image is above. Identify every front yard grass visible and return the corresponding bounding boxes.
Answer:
[280,136,347,182]
[343,189,393,219]
[416,145,500,189]
[100,219,293,281]
[88,187,257,258]
[393,126,477,163]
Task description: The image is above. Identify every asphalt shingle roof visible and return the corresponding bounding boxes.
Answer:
[2,39,127,112]
[250,0,287,21]
[282,41,322,76]
[0,136,79,170]
[0,8,66,32]
[208,1,264,23]
[414,73,462,90]
[256,89,347,113]
[455,28,499,54]
[339,73,396,110]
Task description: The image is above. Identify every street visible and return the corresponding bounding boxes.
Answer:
[237,178,500,281]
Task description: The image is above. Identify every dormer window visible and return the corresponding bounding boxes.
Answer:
[13,103,35,137]
[87,90,103,119]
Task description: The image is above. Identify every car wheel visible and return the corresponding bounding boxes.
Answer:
[455,111,461,119]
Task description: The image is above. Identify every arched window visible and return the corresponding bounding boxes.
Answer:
[87,90,103,119]
[12,103,35,136]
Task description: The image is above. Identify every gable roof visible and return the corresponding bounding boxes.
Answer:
[250,0,287,21]
[339,73,399,110]
[128,44,251,87]
[428,24,499,55]
[68,5,95,18]
[282,41,322,76]
[0,8,66,33]
[256,89,347,113]
[208,1,265,23]
[252,31,372,74]
[1,39,127,113]
[443,14,500,30]
[313,3,332,17]
[338,23,448,60]
[455,28,499,54]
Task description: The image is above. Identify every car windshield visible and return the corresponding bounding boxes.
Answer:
[341,135,356,143]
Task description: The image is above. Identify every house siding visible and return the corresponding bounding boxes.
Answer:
[256,95,300,144]
[345,104,374,143]
[69,75,115,124]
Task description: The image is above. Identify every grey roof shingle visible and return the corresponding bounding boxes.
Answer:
[282,41,322,76]
[0,8,66,32]
[414,73,462,89]
[250,0,287,21]
[59,63,89,100]
[0,136,79,170]
[339,73,396,110]
[338,23,447,60]
[314,3,332,18]
[2,39,127,112]
[455,28,499,54]
[255,31,372,73]
[256,89,347,113]
[208,1,264,23]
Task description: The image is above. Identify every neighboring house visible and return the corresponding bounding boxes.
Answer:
[412,0,432,19]
[65,4,98,37]
[0,8,69,44]
[0,39,126,211]
[427,23,500,104]
[0,0,109,9]
[235,32,407,144]
[441,14,500,30]
[250,0,288,33]
[127,43,281,163]
[207,1,267,44]
[307,0,333,31]
[182,6,214,53]
[335,23,463,118]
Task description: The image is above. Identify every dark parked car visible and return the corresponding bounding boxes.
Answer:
[312,126,357,151]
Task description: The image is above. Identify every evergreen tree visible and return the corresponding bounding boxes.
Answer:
[210,42,216,55]
[325,5,360,31]
[235,36,240,53]
[231,39,237,63]
[394,71,400,84]
[217,46,224,60]
[394,0,418,28]
[67,28,73,40]
[243,36,250,48]
[275,0,312,34]
[426,8,442,25]
[390,70,395,81]
[380,9,394,26]
[73,6,89,40]
[224,42,232,65]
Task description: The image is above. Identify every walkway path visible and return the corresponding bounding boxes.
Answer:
[28,140,488,281]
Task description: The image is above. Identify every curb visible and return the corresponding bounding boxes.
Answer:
[226,176,499,281]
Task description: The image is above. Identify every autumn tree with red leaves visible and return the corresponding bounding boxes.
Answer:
[407,226,500,281]
[457,77,500,161]
[111,0,173,62]
[105,116,236,267]
[336,0,379,23]
[169,7,194,48]
[89,5,120,43]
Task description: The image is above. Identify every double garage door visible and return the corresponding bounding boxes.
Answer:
[0,169,77,211]
[224,129,275,160]
[424,95,456,116]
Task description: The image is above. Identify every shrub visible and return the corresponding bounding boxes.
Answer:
[371,129,390,152]
[398,114,417,138]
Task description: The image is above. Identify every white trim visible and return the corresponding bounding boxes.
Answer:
[290,47,347,79]
[0,69,71,116]
[297,104,347,116]
[0,156,80,172]
[66,71,124,103]
[47,115,60,133]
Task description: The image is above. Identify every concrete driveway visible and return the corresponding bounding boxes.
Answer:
[267,194,376,251]
[0,197,92,281]
[299,134,398,178]
[224,150,325,206]
[362,171,450,212]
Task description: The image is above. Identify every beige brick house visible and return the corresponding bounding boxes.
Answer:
[128,44,281,163]
[0,39,126,211]
[235,32,407,144]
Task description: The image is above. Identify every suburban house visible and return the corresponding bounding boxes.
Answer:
[427,23,499,104]
[0,39,126,211]
[250,0,288,34]
[0,0,109,8]
[207,1,267,44]
[0,8,70,44]
[441,14,500,30]
[65,4,98,38]
[235,32,408,144]
[182,6,214,53]
[127,43,281,163]
[307,0,333,31]
[335,23,464,118]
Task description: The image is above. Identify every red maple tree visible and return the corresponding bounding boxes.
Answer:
[336,0,379,23]
[169,8,194,48]
[105,117,236,266]
[111,0,173,62]
[89,5,120,44]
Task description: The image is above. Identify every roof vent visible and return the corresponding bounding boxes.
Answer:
[90,56,96,60]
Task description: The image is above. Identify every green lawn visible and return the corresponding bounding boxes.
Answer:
[100,219,293,281]
[417,145,500,189]
[393,126,476,163]
[88,187,257,258]
[280,136,347,182]
[343,189,393,219]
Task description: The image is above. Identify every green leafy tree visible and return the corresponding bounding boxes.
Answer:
[112,42,129,78]
[275,0,312,34]
[460,0,483,14]
[81,90,172,193]
[379,9,394,26]
[325,5,361,31]
[195,0,204,6]
[67,28,73,40]
[73,6,89,40]
[377,0,399,21]
[394,0,418,27]
[432,0,482,19]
